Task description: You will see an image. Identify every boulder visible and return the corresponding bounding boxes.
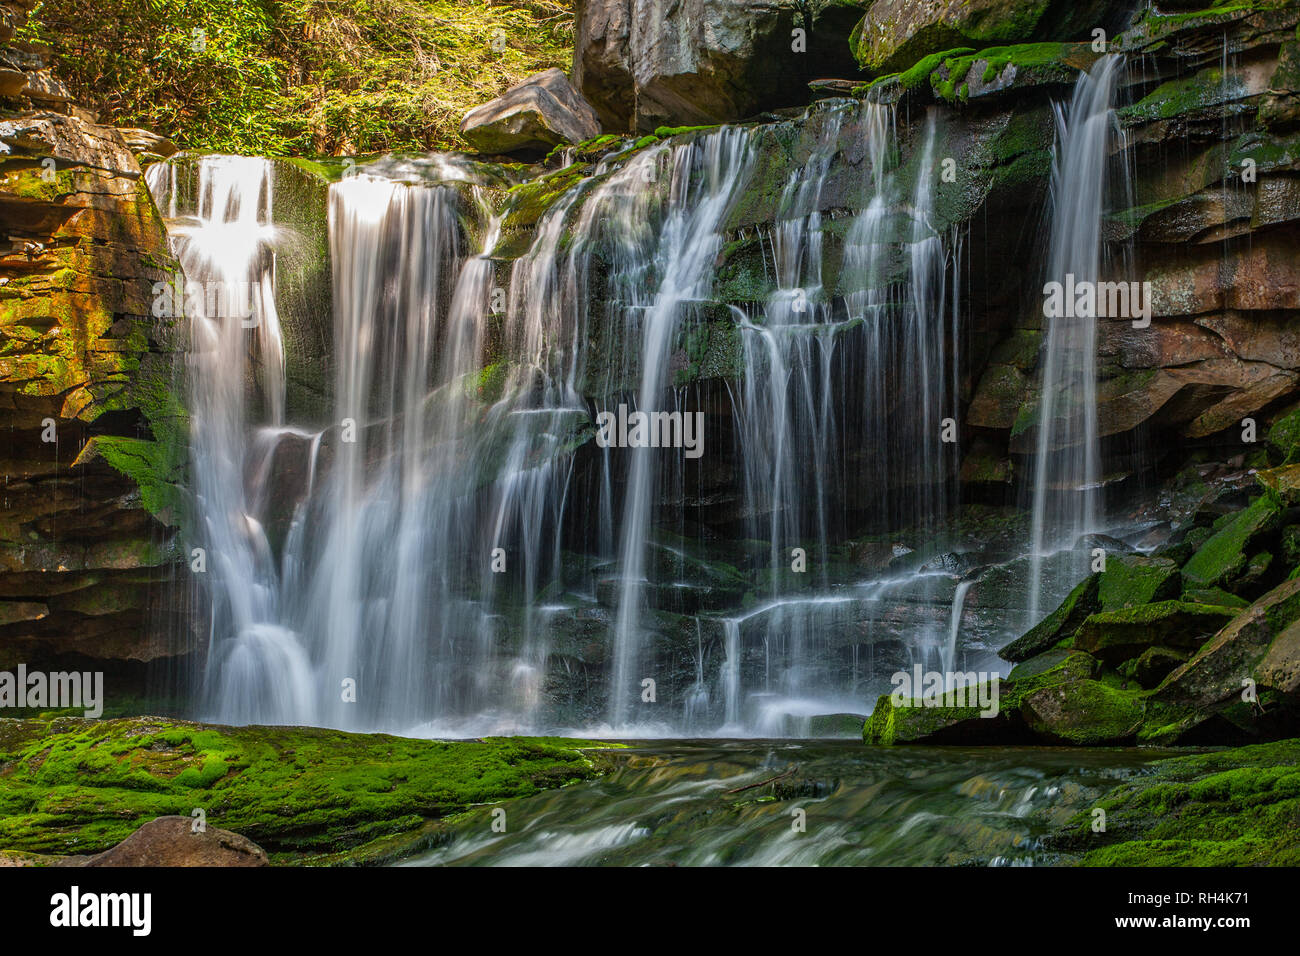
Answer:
[573,0,867,132]
[1121,645,1189,689]
[998,572,1099,662]
[1075,600,1238,665]
[460,68,601,157]
[117,126,178,160]
[1155,577,1300,714]
[850,0,1117,73]
[1097,554,1180,610]
[1181,494,1281,590]
[863,687,1017,745]
[1019,679,1144,745]
[69,817,268,867]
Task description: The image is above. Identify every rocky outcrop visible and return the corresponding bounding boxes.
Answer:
[0,0,186,687]
[573,0,869,132]
[460,68,602,157]
[849,0,1120,73]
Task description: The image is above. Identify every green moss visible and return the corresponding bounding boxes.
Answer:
[1268,405,1300,465]
[0,716,621,863]
[1019,679,1145,745]
[77,435,186,523]
[1098,555,1180,610]
[1060,738,1300,866]
[1182,495,1282,589]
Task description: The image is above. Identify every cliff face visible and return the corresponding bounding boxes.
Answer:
[0,0,185,681]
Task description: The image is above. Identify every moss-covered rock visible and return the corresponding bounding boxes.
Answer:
[863,687,1013,745]
[850,0,1112,73]
[1181,494,1282,590]
[1051,738,1300,866]
[1075,600,1239,666]
[1019,679,1145,745]
[0,716,619,864]
[999,572,1099,662]
[1098,554,1181,610]
[1146,577,1300,742]
[1120,645,1190,689]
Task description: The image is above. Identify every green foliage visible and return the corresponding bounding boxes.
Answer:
[26,0,574,156]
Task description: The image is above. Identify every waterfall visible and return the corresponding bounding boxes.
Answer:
[603,129,758,729]
[146,155,312,725]
[155,97,970,736]
[1026,54,1125,626]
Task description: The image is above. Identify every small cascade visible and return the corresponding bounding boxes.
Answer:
[603,129,758,729]
[1026,54,1127,626]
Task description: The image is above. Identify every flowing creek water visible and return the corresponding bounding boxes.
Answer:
[404,740,1171,867]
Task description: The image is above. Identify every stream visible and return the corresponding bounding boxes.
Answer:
[406,740,1172,867]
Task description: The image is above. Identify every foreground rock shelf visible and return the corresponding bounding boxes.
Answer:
[0,716,617,865]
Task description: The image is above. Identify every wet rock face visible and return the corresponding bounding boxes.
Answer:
[0,0,187,681]
[574,0,868,132]
[963,2,1300,487]
[460,68,602,158]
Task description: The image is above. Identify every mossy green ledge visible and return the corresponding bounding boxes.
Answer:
[1049,738,1300,865]
[0,716,620,865]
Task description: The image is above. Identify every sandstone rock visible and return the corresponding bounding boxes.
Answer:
[117,127,178,160]
[1155,576,1300,712]
[1256,463,1300,506]
[572,0,635,131]
[460,68,600,157]
[0,103,184,682]
[68,816,268,867]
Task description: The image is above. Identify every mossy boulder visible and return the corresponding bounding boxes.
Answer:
[1007,647,1095,682]
[999,573,1099,663]
[1120,645,1190,689]
[1147,577,1300,742]
[1181,494,1282,590]
[1098,554,1181,610]
[850,0,1113,73]
[1075,601,1239,666]
[863,687,1015,745]
[1019,679,1145,745]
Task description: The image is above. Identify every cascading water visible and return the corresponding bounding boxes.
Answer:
[155,101,984,737]
[146,156,314,726]
[1026,54,1126,627]
[600,130,758,730]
